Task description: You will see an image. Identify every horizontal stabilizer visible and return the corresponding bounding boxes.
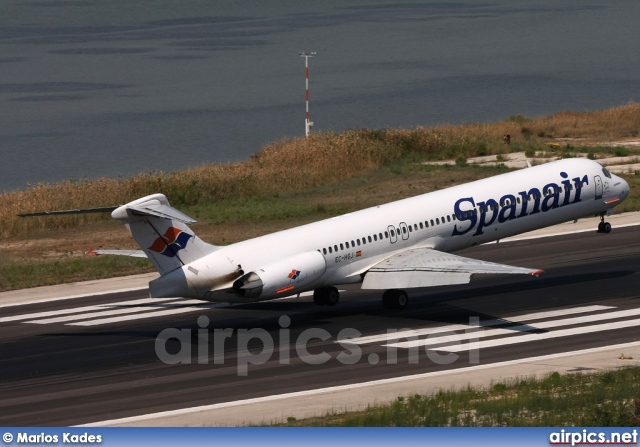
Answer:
[127,203,196,224]
[362,248,542,289]
[87,249,147,258]
[18,206,117,217]
[109,194,197,224]
[18,197,196,225]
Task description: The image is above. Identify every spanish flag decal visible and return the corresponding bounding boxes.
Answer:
[356,251,362,257]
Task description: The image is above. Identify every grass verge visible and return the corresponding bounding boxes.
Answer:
[276,368,640,426]
[0,256,153,291]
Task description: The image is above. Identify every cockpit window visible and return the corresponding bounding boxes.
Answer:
[602,167,612,179]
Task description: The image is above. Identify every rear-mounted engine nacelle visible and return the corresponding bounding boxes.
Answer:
[233,251,327,299]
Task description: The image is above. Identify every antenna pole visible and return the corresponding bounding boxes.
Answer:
[299,51,316,137]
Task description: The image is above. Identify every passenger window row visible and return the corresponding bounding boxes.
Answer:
[318,180,589,256]
[319,214,456,255]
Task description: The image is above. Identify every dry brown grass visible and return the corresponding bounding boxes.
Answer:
[531,103,640,138]
[3,103,639,239]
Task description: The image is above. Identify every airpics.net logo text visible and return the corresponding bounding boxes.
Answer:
[154,315,482,376]
[549,429,638,446]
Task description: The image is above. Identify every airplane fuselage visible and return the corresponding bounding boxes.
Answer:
[148,158,629,303]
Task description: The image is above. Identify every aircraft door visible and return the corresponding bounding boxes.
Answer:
[594,175,603,199]
[399,222,410,241]
[387,225,398,244]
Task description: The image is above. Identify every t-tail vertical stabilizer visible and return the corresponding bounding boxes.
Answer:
[111,194,218,275]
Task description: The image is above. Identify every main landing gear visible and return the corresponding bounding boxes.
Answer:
[313,286,340,306]
[382,289,409,310]
[312,287,409,310]
[597,213,612,234]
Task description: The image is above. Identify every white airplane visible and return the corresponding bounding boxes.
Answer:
[22,158,630,309]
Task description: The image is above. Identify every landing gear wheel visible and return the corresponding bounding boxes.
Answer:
[313,289,325,306]
[382,289,409,310]
[382,291,394,309]
[597,215,612,234]
[394,290,409,310]
[313,287,340,306]
[324,287,340,306]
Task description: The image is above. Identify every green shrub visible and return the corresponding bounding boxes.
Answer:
[508,115,528,123]
[615,147,629,157]
[455,156,467,167]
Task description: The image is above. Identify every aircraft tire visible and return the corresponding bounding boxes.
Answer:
[392,290,409,310]
[313,288,326,306]
[382,290,395,309]
[603,222,612,233]
[382,289,409,310]
[324,287,340,306]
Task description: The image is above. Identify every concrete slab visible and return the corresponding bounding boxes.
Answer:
[607,163,640,175]
[423,151,639,172]
[592,156,639,165]
[0,272,157,308]
[83,342,640,427]
[608,140,640,148]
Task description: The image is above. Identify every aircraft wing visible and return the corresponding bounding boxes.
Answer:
[361,248,542,290]
[87,249,147,258]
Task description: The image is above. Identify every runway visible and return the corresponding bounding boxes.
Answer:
[1,225,639,426]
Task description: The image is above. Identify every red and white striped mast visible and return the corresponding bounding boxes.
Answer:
[299,51,316,137]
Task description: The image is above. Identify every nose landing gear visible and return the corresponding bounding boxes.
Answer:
[597,214,612,233]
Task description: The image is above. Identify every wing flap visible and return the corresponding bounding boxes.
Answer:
[362,248,542,290]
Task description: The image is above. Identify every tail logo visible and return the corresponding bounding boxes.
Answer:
[288,269,301,280]
[148,227,193,258]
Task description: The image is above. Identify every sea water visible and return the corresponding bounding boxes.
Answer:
[0,0,638,192]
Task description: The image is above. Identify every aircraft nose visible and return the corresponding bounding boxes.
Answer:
[618,176,630,201]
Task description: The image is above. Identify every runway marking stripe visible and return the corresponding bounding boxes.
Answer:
[348,305,613,345]
[0,286,151,309]
[67,303,223,326]
[67,289,341,326]
[25,299,207,324]
[0,297,177,323]
[2,289,333,326]
[385,307,640,349]
[437,318,640,353]
[84,302,615,331]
